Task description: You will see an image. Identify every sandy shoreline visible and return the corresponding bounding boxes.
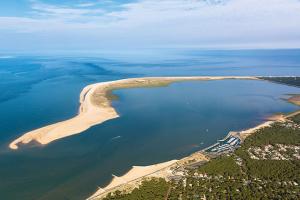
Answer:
[87,160,179,200]
[9,76,257,150]
[87,151,209,200]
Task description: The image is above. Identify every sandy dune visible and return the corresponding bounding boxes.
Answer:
[9,76,257,150]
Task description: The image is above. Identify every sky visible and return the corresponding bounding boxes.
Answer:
[0,0,300,52]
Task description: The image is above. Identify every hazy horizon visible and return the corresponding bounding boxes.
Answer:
[1,0,300,52]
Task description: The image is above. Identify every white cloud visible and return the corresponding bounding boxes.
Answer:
[0,0,300,50]
[76,2,98,8]
[30,1,105,20]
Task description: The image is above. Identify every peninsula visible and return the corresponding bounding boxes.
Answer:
[9,76,257,150]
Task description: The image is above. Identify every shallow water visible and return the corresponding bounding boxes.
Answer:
[0,49,300,199]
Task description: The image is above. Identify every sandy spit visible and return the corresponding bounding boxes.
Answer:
[9,76,257,150]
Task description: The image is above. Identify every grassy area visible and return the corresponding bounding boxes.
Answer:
[91,76,300,107]
[90,77,245,107]
[91,79,180,107]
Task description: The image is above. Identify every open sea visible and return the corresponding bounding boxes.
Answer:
[0,49,300,199]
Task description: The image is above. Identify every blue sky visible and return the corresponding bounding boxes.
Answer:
[0,0,300,52]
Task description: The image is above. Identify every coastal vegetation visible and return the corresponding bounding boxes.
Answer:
[91,79,177,107]
[101,113,300,200]
[260,76,300,87]
[103,178,169,200]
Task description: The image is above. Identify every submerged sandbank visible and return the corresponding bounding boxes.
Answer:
[9,76,257,150]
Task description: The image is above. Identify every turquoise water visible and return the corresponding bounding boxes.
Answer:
[0,49,300,199]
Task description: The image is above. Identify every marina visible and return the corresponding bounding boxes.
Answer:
[205,132,241,154]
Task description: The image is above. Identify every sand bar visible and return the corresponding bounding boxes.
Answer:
[9,76,257,150]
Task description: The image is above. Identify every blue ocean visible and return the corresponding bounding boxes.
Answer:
[0,49,300,199]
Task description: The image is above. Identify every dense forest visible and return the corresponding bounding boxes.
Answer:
[260,76,300,87]
[102,114,300,200]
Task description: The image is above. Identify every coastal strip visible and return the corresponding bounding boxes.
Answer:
[87,160,179,200]
[9,76,257,150]
[87,152,209,200]
[88,109,299,200]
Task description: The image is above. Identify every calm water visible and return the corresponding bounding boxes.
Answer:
[0,49,300,199]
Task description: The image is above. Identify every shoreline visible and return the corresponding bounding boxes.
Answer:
[286,94,300,106]
[87,160,179,200]
[6,75,299,199]
[9,76,257,150]
[87,110,299,200]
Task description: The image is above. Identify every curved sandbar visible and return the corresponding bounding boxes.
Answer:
[9,76,257,150]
